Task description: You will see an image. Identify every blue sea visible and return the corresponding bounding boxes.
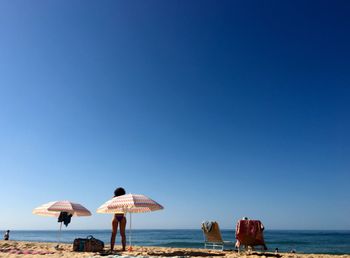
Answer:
[5,230,350,255]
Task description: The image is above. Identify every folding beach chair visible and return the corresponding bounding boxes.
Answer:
[201,221,232,251]
[235,219,267,252]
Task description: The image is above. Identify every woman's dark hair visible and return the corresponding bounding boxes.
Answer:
[114,187,126,197]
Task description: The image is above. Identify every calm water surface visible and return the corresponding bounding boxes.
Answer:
[6,230,350,254]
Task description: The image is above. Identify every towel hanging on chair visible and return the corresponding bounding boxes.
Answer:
[202,221,214,232]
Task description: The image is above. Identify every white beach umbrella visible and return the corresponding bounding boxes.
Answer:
[33,200,91,246]
[97,194,164,249]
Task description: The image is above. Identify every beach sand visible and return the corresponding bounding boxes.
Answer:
[1,241,349,258]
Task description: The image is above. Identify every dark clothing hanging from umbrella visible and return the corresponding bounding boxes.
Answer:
[58,212,72,227]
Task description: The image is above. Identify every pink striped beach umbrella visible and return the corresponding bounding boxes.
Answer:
[33,201,92,217]
[97,194,164,249]
[33,201,91,247]
[97,194,163,214]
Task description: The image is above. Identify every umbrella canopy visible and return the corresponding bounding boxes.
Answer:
[96,193,163,214]
[33,201,92,217]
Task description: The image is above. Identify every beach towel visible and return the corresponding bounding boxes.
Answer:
[202,221,214,233]
[88,255,167,258]
[235,220,265,247]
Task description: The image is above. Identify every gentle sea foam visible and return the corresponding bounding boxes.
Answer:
[5,230,350,254]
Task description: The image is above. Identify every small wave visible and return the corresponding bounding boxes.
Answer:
[270,241,312,245]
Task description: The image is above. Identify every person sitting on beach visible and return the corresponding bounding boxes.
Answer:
[3,230,10,240]
[110,187,127,252]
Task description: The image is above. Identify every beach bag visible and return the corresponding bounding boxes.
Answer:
[73,235,104,252]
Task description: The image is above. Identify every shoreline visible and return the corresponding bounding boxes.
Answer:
[1,241,350,258]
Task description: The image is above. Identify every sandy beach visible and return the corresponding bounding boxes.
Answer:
[1,241,349,258]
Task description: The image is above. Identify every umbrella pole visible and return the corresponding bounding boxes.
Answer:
[129,213,132,249]
[57,222,62,249]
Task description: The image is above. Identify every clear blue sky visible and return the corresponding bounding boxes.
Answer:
[0,1,349,230]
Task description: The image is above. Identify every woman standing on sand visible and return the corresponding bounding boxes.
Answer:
[110,187,127,252]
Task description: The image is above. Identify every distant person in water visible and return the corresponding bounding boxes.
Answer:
[110,187,127,252]
[3,230,10,240]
